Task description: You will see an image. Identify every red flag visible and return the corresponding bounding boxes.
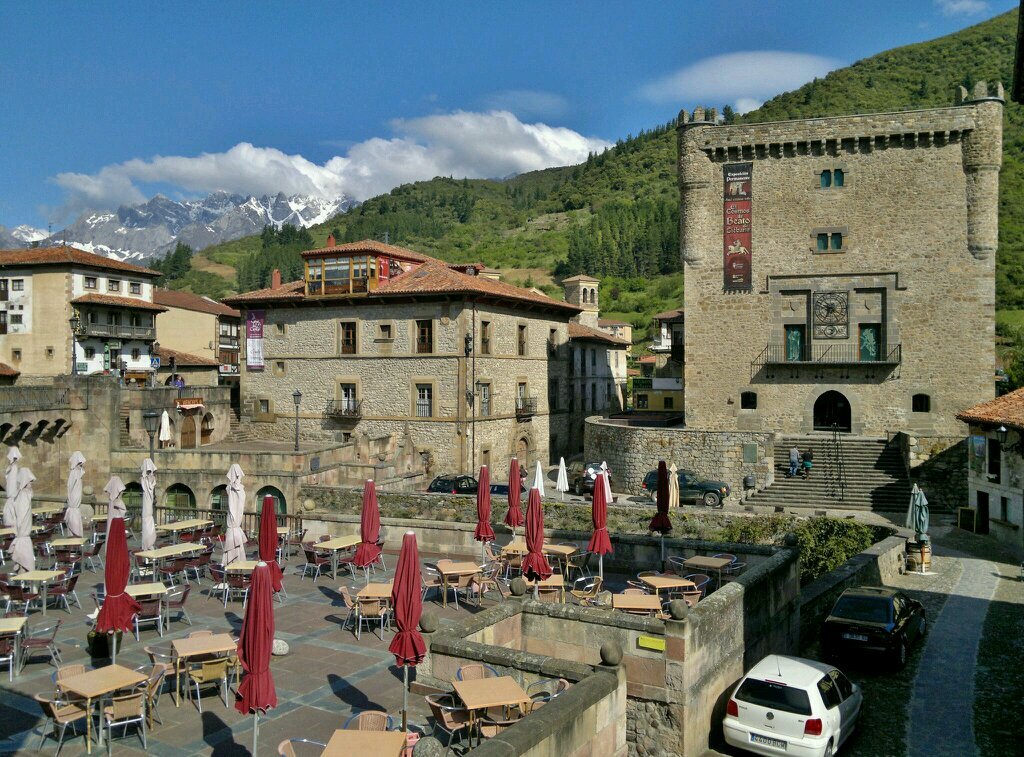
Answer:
[520,488,552,581]
[474,465,495,542]
[504,458,523,529]
[95,518,140,633]
[354,479,382,568]
[389,532,426,667]
[235,562,277,714]
[587,473,613,555]
[257,495,283,592]
[649,460,673,533]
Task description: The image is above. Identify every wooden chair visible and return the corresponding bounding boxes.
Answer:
[34,692,90,754]
[277,738,327,756]
[103,685,148,751]
[343,709,392,731]
[425,693,471,754]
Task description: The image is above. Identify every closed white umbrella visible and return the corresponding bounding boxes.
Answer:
[140,458,158,551]
[104,476,127,541]
[3,446,21,528]
[159,410,172,445]
[533,460,546,498]
[556,457,569,501]
[668,463,680,509]
[600,461,613,502]
[64,451,86,537]
[222,464,248,565]
[10,467,36,573]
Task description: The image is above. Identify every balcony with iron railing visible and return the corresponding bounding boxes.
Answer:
[752,343,902,376]
[79,321,156,340]
[326,399,362,420]
[515,396,538,418]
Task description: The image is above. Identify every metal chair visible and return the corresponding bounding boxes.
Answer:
[425,693,471,755]
[301,547,331,582]
[3,581,41,615]
[343,710,393,731]
[34,692,90,754]
[712,553,737,563]
[224,570,251,608]
[133,598,164,640]
[684,573,712,597]
[565,550,591,582]
[47,573,82,613]
[355,598,390,641]
[421,566,443,602]
[207,565,229,604]
[722,561,747,582]
[337,586,358,632]
[277,738,327,756]
[526,678,570,712]
[84,539,105,572]
[103,684,148,752]
[142,664,167,726]
[681,589,703,607]
[159,557,189,586]
[162,584,193,627]
[0,635,17,681]
[186,657,229,712]
[455,663,499,681]
[472,562,506,603]
[479,711,523,738]
[569,576,603,606]
[54,663,88,692]
[22,619,63,668]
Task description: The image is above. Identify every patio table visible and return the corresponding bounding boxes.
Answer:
[224,559,260,572]
[639,575,695,596]
[323,729,407,756]
[12,569,64,616]
[437,562,481,608]
[60,663,147,753]
[50,537,85,548]
[156,519,213,541]
[1,525,44,536]
[32,504,64,516]
[136,542,204,576]
[0,617,26,678]
[125,582,169,599]
[611,594,662,616]
[313,534,361,579]
[454,675,529,746]
[172,632,237,707]
[682,556,734,590]
[524,574,565,603]
[357,581,394,600]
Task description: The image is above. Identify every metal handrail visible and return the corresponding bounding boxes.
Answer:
[326,399,362,418]
[515,397,538,416]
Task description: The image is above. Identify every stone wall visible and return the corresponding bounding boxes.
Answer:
[678,94,1002,439]
[585,416,775,501]
[797,534,906,648]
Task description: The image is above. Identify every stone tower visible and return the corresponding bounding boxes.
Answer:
[562,274,600,327]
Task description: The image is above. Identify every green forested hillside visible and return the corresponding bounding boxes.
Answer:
[190,8,1023,343]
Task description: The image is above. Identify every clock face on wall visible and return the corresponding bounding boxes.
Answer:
[812,291,849,339]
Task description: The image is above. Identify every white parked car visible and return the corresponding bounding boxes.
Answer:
[723,654,862,757]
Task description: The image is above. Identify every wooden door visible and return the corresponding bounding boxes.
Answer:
[180,415,197,449]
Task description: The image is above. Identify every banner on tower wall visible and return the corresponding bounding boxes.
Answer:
[723,162,753,292]
[246,310,265,371]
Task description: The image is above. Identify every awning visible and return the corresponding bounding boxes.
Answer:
[176,402,205,412]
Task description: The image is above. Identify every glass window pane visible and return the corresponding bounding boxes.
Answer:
[831,233,843,250]
[834,169,844,187]
[817,233,829,251]
[820,170,831,188]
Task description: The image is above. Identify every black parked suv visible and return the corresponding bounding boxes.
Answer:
[426,474,478,494]
[821,586,926,668]
[566,461,612,496]
[641,468,730,508]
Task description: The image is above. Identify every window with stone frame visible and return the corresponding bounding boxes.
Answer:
[84,276,97,290]
[478,382,491,416]
[130,282,142,295]
[911,394,931,413]
[108,279,121,292]
[741,391,758,410]
[339,321,357,354]
[517,324,527,356]
[415,383,433,417]
[416,320,433,354]
[480,321,491,354]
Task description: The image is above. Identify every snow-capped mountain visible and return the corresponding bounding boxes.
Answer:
[0,224,48,248]
[14,191,354,261]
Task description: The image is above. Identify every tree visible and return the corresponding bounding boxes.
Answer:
[722,105,736,124]
[153,242,193,285]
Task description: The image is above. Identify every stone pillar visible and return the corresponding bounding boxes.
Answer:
[677,109,717,268]
[961,81,1004,262]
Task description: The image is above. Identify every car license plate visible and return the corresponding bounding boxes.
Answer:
[751,733,786,749]
[843,632,869,642]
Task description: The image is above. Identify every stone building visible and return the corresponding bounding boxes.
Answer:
[153,287,241,387]
[677,85,1003,438]
[598,318,632,349]
[564,321,629,453]
[224,239,581,477]
[0,246,163,383]
[637,307,685,413]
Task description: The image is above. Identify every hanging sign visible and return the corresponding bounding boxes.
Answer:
[246,310,265,371]
[723,162,753,292]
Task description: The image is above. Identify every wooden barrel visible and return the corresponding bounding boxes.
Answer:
[919,542,932,572]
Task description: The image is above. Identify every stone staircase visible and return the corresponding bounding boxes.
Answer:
[748,434,915,513]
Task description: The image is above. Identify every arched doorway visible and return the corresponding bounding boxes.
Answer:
[164,483,196,514]
[180,415,197,448]
[200,413,214,446]
[256,486,287,516]
[210,484,229,528]
[813,391,851,432]
[516,437,530,469]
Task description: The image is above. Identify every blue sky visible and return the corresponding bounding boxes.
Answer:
[0,0,1016,229]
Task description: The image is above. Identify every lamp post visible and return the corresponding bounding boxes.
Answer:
[997,425,1009,445]
[142,410,160,459]
[68,314,81,375]
[292,389,302,452]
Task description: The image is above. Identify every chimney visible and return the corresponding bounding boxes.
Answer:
[326,233,336,247]
[271,269,281,289]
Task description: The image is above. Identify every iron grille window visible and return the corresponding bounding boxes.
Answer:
[416,384,433,417]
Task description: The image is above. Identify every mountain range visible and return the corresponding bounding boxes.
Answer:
[0,192,354,261]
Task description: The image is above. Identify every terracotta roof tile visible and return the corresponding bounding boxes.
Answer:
[222,280,306,305]
[598,319,630,327]
[652,307,685,322]
[639,355,657,364]
[568,321,630,346]
[70,293,167,312]
[561,274,600,283]
[0,362,20,377]
[956,388,1024,430]
[153,288,240,317]
[0,246,160,276]
[155,346,220,367]
[300,239,437,264]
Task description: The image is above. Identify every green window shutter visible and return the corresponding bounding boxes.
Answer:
[834,169,844,187]
[820,170,831,188]
[830,233,843,250]
[817,233,829,251]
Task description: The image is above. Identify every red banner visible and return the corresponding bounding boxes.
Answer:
[723,162,753,291]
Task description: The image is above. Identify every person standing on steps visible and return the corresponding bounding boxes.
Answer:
[802,448,813,479]
[788,445,800,478]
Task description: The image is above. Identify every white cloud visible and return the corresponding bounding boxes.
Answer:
[482,90,569,119]
[733,98,763,115]
[935,0,988,16]
[51,110,610,217]
[638,51,841,112]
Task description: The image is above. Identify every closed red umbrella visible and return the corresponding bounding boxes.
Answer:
[389,531,426,733]
[521,488,551,597]
[95,518,140,663]
[474,466,495,560]
[236,561,277,754]
[354,479,382,570]
[504,458,523,532]
[257,495,283,592]
[649,460,673,562]
[587,473,613,579]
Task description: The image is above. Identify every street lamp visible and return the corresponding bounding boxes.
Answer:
[292,389,302,452]
[142,410,160,459]
[69,314,81,375]
[997,425,1009,445]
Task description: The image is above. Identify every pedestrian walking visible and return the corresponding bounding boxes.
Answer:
[802,448,813,478]
[788,445,800,478]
